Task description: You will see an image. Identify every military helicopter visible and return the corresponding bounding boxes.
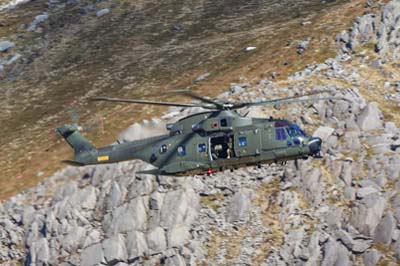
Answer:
[57,90,338,175]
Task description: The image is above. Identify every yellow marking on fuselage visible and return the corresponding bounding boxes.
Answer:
[97,155,109,162]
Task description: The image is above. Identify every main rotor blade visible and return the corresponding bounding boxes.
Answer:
[241,97,344,108]
[166,89,224,109]
[238,90,332,107]
[271,90,332,102]
[90,96,203,108]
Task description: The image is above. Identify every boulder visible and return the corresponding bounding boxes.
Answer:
[357,102,383,131]
[150,191,164,210]
[350,195,386,236]
[27,13,48,31]
[225,188,254,223]
[61,226,86,253]
[82,229,101,249]
[104,182,124,210]
[356,187,379,199]
[103,198,147,236]
[81,243,105,266]
[0,41,15,52]
[29,238,50,265]
[336,230,353,250]
[127,231,148,262]
[321,238,350,266]
[102,234,128,265]
[96,8,109,17]
[167,224,191,248]
[147,227,167,254]
[300,167,324,206]
[160,187,199,229]
[165,254,186,266]
[363,249,381,266]
[313,126,335,142]
[71,186,97,210]
[373,212,396,245]
[129,176,153,199]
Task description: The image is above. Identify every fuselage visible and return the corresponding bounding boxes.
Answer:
[69,110,322,175]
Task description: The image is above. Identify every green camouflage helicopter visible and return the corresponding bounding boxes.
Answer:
[57,90,337,175]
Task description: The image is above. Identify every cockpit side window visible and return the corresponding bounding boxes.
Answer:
[287,128,297,138]
[275,127,287,140]
[288,124,306,137]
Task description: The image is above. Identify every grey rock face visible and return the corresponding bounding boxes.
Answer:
[356,187,379,199]
[81,243,104,266]
[357,102,383,131]
[350,195,386,236]
[29,238,50,265]
[104,182,125,210]
[147,227,167,254]
[27,13,48,31]
[103,198,147,236]
[321,238,350,266]
[167,224,191,248]
[60,225,86,253]
[96,8,109,17]
[373,212,396,245]
[363,249,381,266]
[126,231,148,262]
[82,229,101,249]
[0,41,15,52]
[160,187,199,229]
[225,188,254,223]
[313,126,335,142]
[102,234,128,265]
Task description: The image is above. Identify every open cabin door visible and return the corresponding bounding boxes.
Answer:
[209,133,234,161]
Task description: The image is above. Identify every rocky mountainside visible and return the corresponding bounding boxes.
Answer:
[1,0,400,265]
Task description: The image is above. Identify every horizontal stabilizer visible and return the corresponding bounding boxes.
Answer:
[61,160,85,166]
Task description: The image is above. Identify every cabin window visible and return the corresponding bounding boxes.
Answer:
[220,118,227,127]
[198,143,207,153]
[275,128,287,140]
[238,137,247,147]
[177,145,186,156]
[159,144,168,154]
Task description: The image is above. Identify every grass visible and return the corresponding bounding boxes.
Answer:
[252,179,284,264]
[200,193,225,212]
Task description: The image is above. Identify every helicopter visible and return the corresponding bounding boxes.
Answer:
[57,90,339,175]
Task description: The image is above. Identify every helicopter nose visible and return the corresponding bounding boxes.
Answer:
[308,137,322,155]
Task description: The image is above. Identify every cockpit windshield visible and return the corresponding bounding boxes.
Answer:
[275,121,306,138]
[287,124,306,137]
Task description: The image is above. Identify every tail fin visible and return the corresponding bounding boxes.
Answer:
[56,124,95,155]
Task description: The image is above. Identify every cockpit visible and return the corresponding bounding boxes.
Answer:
[275,121,307,139]
[274,120,321,156]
